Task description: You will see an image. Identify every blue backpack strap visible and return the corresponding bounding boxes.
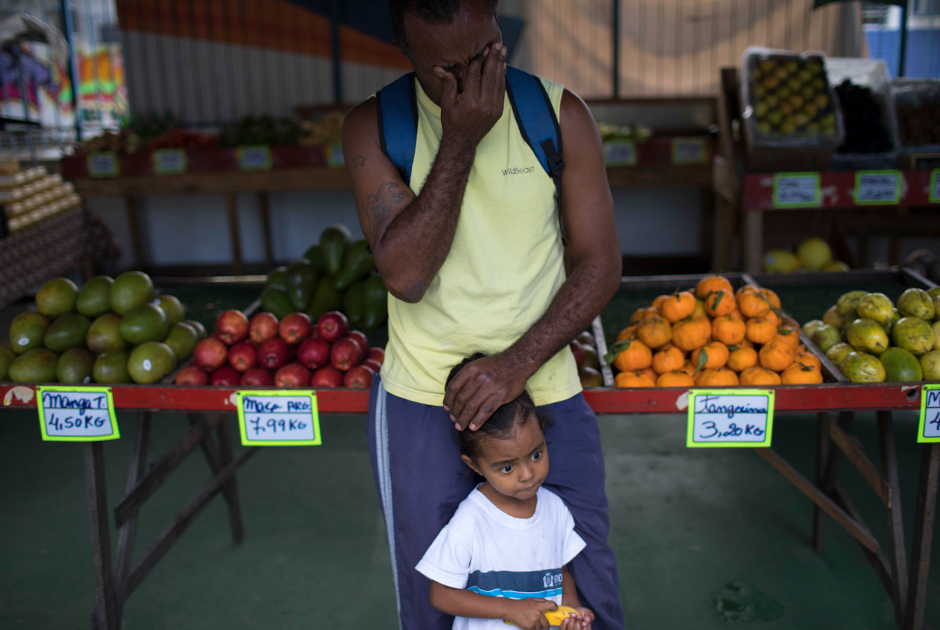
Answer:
[375,72,419,186]
[504,66,567,245]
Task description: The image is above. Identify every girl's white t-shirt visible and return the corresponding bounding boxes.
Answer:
[416,485,586,630]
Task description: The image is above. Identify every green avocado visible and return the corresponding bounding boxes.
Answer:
[306,278,343,324]
[36,277,79,316]
[880,347,923,382]
[261,287,293,320]
[285,259,319,312]
[76,276,114,318]
[343,280,366,328]
[93,350,132,384]
[320,224,352,275]
[334,240,375,292]
[111,271,155,315]
[120,304,169,345]
[127,342,177,384]
[57,348,97,384]
[86,313,127,354]
[9,311,50,355]
[163,322,199,362]
[44,313,91,353]
[154,295,186,325]
[362,275,389,330]
[0,347,16,381]
[303,245,327,273]
[9,348,59,383]
[266,266,288,289]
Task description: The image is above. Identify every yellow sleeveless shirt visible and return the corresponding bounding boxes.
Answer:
[380,75,581,407]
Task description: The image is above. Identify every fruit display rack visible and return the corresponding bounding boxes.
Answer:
[3,270,937,630]
[713,67,940,275]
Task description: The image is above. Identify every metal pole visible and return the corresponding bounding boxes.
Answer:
[60,0,83,142]
[330,0,343,104]
[612,0,620,99]
[897,1,908,77]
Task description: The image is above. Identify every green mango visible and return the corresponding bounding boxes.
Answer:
[154,295,186,325]
[343,280,366,328]
[285,259,319,312]
[261,287,293,320]
[9,311,50,355]
[9,348,59,383]
[306,278,343,324]
[93,350,132,384]
[266,266,287,289]
[183,320,208,341]
[76,276,114,318]
[44,314,91,353]
[303,245,327,273]
[362,275,389,331]
[0,347,16,381]
[334,240,376,292]
[36,277,78,316]
[163,322,199,362]
[57,348,96,384]
[119,304,169,345]
[320,224,352,275]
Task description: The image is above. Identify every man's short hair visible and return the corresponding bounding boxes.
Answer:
[389,0,498,54]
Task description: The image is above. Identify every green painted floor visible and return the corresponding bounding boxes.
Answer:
[0,409,937,629]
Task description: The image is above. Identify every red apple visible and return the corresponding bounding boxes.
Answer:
[366,347,385,365]
[331,337,363,371]
[241,367,274,387]
[297,337,331,370]
[175,366,209,385]
[249,312,279,345]
[570,340,585,367]
[210,365,241,386]
[228,341,258,373]
[215,310,249,345]
[576,331,595,348]
[194,338,229,372]
[344,365,375,388]
[258,337,292,371]
[311,365,344,387]
[362,359,382,373]
[347,330,369,355]
[279,312,313,345]
[317,311,349,343]
[275,363,311,388]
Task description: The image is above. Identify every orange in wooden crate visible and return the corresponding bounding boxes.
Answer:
[704,290,736,317]
[698,367,740,387]
[615,370,656,388]
[727,346,759,372]
[782,362,823,385]
[740,366,782,386]
[657,370,695,387]
[746,318,777,344]
[695,275,734,300]
[636,315,672,349]
[759,339,796,372]
[612,339,652,372]
[692,341,730,370]
[660,291,696,323]
[795,347,822,371]
[712,315,746,345]
[738,291,772,319]
[652,346,685,374]
[673,317,711,352]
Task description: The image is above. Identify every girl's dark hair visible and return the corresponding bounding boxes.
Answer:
[446,353,552,460]
[388,0,498,53]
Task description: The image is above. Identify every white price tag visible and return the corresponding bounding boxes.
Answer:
[153,149,187,175]
[687,390,774,448]
[856,171,901,205]
[238,146,272,171]
[237,391,321,446]
[672,138,707,165]
[604,141,637,167]
[918,386,940,443]
[87,153,118,178]
[37,386,119,442]
[773,173,820,208]
[930,170,940,204]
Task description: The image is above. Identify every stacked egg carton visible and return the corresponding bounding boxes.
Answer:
[0,165,81,236]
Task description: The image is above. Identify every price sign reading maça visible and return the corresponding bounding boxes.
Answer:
[773,173,820,208]
[37,386,119,442]
[918,385,940,443]
[604,141,637,167]
[687,390,775,448]
[855,170,901,205]
[236,391,321,446]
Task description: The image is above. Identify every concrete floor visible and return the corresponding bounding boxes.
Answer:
[0,408,937,629]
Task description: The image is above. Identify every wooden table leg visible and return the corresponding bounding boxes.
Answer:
[258,191,274,272]
[699,186,714,269]
[878,411,909,628]
[742,209,763,274]
[813,412,853,554]
[85,442,119,630]
[712,196,736,273]
[124,196,143,270]
[906,443,939,630]
[813,412,830,553]
[189,413,245,544]
[225,192,244,276]
[113,412,151,620]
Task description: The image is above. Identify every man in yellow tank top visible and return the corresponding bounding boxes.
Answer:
[343,1,624,628]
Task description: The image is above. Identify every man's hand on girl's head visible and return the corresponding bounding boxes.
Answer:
[443,352,529,431]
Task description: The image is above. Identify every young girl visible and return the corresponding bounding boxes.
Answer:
[416,355,595,630]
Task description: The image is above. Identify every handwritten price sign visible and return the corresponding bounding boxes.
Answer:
[87,153,118,178]
[686,390,775,448]
[672,138,707,165]
[930,170,940,204]
[236,391,321,446]
[153,149,187,175]
[855,171,901,205]
[918,385,940,443]
[604,141,637,167]
[37,386,119,442]
[237,146,272,171]
[773,173,820,208]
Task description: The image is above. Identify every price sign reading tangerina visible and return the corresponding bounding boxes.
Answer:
[773,173,820,208]
[855,170,901,205]
[687,390,775,448]
[918,385,940,443]
[236,391,321,446]
[37,386,120,442]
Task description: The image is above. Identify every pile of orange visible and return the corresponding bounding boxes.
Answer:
[611,275,824,388]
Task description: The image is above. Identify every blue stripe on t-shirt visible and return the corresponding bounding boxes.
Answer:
[466,569,564,600]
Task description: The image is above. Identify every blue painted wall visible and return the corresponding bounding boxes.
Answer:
[865,28,940,78]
